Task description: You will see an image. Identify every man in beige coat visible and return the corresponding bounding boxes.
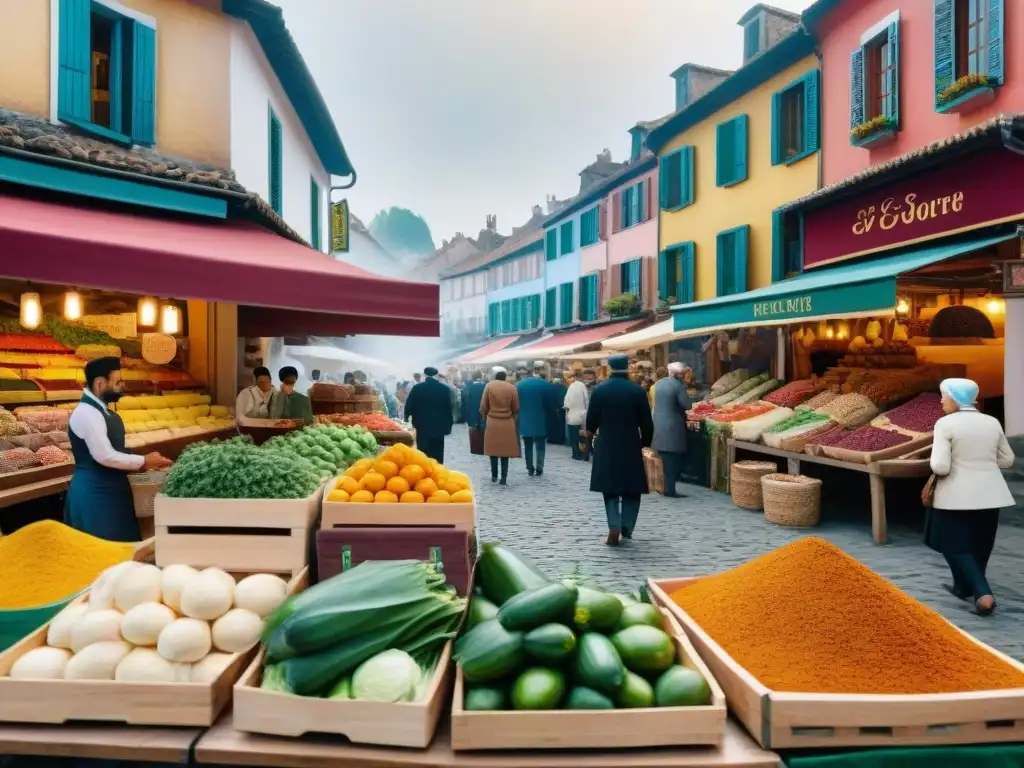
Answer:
[480,367,520,485]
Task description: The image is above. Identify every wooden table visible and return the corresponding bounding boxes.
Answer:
[0,721,200,763]
[194,712,781,768]
[0,464,73,509]
[728,439,933,545]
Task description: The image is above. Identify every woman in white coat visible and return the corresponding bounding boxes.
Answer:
[563,373,589,461]
[927,378,1015,616]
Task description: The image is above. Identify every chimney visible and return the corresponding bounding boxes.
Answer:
[597,148,612,163]
[739,4,800,65]
[532,204,543,217]
[486,214,497,231]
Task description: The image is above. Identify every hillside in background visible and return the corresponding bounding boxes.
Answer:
[369,206,436,260]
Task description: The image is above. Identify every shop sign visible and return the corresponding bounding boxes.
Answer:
[141,333,176,365]
[803,150,1024,268]
[331,200,349,253]
[752,296,813,319]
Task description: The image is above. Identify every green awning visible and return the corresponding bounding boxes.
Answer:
[672,233,1011,333]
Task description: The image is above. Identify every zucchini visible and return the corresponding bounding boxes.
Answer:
[573,632,625,696]
[476,543,549,605]
[464,685,507,711]
[327,676,351,700]
[616,603,663,631]
[497,583,576,631]
[610,625,676,675]
[617,670,655,708]
[523,623,577,664]
[467,596,499,629]
[455,619,526,683]
[565,686,615,710]
[510,667,565,710]
[573,586,623,633]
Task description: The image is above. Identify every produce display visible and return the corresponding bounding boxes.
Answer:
[874,392,944,433]
[707,369,750,399]
[686,402,719,422]
[0,521,135,610]
[326,442,473,504]
[6,563,289,682]
[928,305,995,339]
[315,413,406,432]
[732,378,782,405]
[765,410,830,435]
[813,393,879,428]
[764,380,816,408]
[803,424,854,449]
[796,390,839,412]
[709,373,770,406]
[669,537,1024,694]
[706,403,774,423]
[828,426,912,453]
[730,407,794,443]
[259,559,465,700]
[456,543,711,711]
[264,424,378,476]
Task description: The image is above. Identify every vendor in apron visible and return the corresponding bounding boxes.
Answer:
[234,366,276,427]
[65,357,172,542]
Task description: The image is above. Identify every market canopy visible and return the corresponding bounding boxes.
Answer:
[0,192,439,336]
[283,345,394,371]
[602,318,677,351]
[456,335,522,365]
[514,319,641,357]
[671,232,1013,335]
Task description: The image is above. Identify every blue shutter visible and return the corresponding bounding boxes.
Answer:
[770,93,782,165]
[682,146,694,206]
[771,209,785,283]
[850,48,865,132]
[131,23,157,145]
[680,243,695,304]
[58,0,91,123]
[803,70,821,155]
[734,115,748,184]
[268,108,282,215]
[887,23,900,124]
[934,0,955,108]
[657,250,669,300]
[545,287,556,327]
[734,226,749,295]
[988,0,1005,84]
[716,234,726,297]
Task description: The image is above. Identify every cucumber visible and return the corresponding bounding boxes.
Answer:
[498,583,577,631]
[464,685,507,711]
[616,603,663,631]
[476,543,550,605]
[655,665,711,707]
[573,586,623,633]
[523,623,577,664]
[565,686,615,710]
[510,667,565,710]
[327,676,351,700]
[611,625,676,675]
[455,619,526,683]
[573,632,625,696]
[617,670,655,708]
[467,596,499,629]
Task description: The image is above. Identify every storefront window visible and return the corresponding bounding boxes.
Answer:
[780,81,806,158]
[956,0,987,78]
[865,35,894,121]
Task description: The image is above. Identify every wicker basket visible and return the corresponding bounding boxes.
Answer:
[128,470,168,519]
[729,461,778,510]
[761,473,822,527]
[643,450,664,495]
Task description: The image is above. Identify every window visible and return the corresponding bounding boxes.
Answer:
[488,303,499,335]
[716,226,750,297]
[501,300,512,332]
[545,287,557,327]
[545,229,558,261]
[580,207,600,247]
[659,146,694,211]
[268,107,283,215]
[771,70,820,165]
[744,18,761,60]
[934,0,1004,109]
[309,178,321,251]
[58,0,156,145]
[674,73,689,110]
[658,243,695,305]
[559,282,574,325]
[578,274,600,322]
[620,258,642,301]
[621,183,645,229]
[524,294,541,329]
[474,273,486,294]
[630,128,647,162]
[560,221,574,255]
[451,279,463,300]
[715,115,749,187]
[850,22,900,143]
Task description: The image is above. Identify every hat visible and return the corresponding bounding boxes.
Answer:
[533,360,546,369]
[667,362,686,375]
[940,377,979,408]
[608,355,629,371]
[491,366,507,375]
[424,366,438,377]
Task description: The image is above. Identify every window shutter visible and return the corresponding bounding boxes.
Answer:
[658,158,669,209]
[715,122,728,187]
[545,229,557,261]
[545,287,556,327]
[629,184,640,225]
[644,178,654,221]
[770,93,782,166]
[680,243,695,304]
[637,181,646,222]
[771,209,785,283]
[632,259,643,300]
[658,250,669,300]
[682,146,694,206]
[520,297,529,330]
[734,115,749,184]
[933,0,955,108]
[598,202,609,240]
[131,23,157,145]
[589,275,599,321]
[531,294,541,327]
[850,48,865,132]
[734,226,749,295]
[268,109,283,215]
[886,23,900,124]
[988,0,1005,84]
[716,235,726,297]
[58,0,91,123]
[803,70,821,154]
[501,300,512,332]
[310,178,321,251]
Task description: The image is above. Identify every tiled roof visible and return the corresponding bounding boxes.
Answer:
[739,3,801,25]
[442,226,544,279]
[542,154,658,229]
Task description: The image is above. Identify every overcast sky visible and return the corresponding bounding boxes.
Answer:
[276,0,814,249]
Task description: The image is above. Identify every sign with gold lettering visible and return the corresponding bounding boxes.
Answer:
[803,150,1024,268]
[752,296,813,319]
[330,199,349,253]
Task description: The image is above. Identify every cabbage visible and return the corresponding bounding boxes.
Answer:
[351,649,422,702]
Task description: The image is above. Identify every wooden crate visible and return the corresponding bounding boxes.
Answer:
[450,608,726,751]
[0,569,308,727]
[321,496,476,532]
[818,433,933,465]
[154,487,323,576]
[648,578,1024,750]
[232,642,452,747]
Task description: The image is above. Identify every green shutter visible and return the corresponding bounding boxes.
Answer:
[803,70,820,155]
[886,24,900,123]
[131,23,156,145]
[560,221,573,254]
[588,275,599,321]
[850,48,866,133]
[310,178,321,251]
[680,243,695,304]
[658,156,669,208]
[545,287,557,327]
[934,0,955,108]
[629,184,640,226]
[545,229,558,261]
[559,283,574,325]
[770,93,782,165]
[771,209,786,283]
[520,298,529,331]
[682,146,694,206]
[578,278,588,321]
[716,233,728,297]
[988,0,1005,83]
[501,300,512,332]
[658,250,670,300]
[734,226,749,295]
[58,0,91,123]
[268,107,283,215]
[531,294,541,327]
[734,115,748,184]
[715,121,729,187]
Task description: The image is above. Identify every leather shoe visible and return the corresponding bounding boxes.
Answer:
[606,530,620,547]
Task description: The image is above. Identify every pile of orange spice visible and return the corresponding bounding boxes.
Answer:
[670,537,1024,694]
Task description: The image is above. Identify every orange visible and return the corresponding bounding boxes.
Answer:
[374,490,399,503]
[414,478,439,498]
[399,464,426,486]
[427,490,451,504]
[336,476,361,495]
[407,450,432,473]
[400,490,425,503]
[449,471,470,487]
[386,476,410,495]
[345,458,374,480]
[360,472,387,493]
[442,479,464,495]
[326,489,350,503]
[433,468,449,487]
[451,489,473,504]
[378,448,403,466]
[374,460,399,479]
[350,489,374,503]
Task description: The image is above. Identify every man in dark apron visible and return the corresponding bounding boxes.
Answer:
[65,357,171,542]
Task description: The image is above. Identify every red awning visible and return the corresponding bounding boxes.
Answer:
[458,335,521,364]
[0,193,438,333]
[522,320,642,352]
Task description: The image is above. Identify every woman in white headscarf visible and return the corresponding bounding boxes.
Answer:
[927,378,1015,616]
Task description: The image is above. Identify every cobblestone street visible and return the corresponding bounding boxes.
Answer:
[442,425,1024,662]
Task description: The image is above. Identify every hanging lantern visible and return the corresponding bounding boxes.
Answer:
[137,296,158,327]
[895,296,910,315]
[63,291,83,321]
[19,292,42,330]
[160,303,181,335]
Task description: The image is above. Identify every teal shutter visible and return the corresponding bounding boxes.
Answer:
[545,229,557,261]
[886,24,900,123]
[560,283,574,325]
[309,178,321,251]
[682,146,694,205]
[58,0,91,123]
[268,108,283,215]
[519,298,528,331]
[715,121,728,186]
[545,287,556,327]
[734,115,748,184]
[108,22,124,133]
[560,221,573,254]
[850,48,865,132]
[629,184,640,225]
[578,278,588,321]
[131,23,156,145]
[680,243,695,304]
[803,70,820,154]
[501,300,512,332]
[771,209,785,283]
[988,0,1005,84]
[934,0,955,108]
[770,93,782,165]
[657,250,669,300]
[734,226,749,295]
[531,294,541,327]
[658,157,669,209]
[630,130,643,162]
[588,275,599,321]
[716,234,726,297]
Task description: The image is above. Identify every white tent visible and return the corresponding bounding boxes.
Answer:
[283,345,395,372]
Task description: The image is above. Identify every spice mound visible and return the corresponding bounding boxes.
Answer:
[0,520,135,609]
[670,537,1024,694]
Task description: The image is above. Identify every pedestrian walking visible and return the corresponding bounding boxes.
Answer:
[586,354,654,546]
[651,362,693,498]
[546,374,568,446]
[480,367,520,485]
[926,378,1015,617]
[564,372,589,460]
[581,368,597,461]
[462,371,487,455]
[517,362,550,476]
[402,366,453,463]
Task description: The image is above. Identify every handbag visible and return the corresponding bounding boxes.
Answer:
[921,474,938,508]
[468,427,484,456]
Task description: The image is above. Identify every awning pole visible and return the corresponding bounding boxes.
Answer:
[777,327,786,381]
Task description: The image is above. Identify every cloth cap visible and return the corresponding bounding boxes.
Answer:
[533,360,546,369]
[85,356,121,383]
[667,362,685,375]
[491,366,506,375]
[940,377,979,408]
[424,366,438,376]
[608,354,629,371]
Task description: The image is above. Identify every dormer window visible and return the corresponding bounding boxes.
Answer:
[744,17,762,60]
[629,127,648,162]
[674,73,689,111]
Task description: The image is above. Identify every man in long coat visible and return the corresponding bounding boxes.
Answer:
[516,362,550,476]
[462,370,487,454]
[403,366,454,463]
[545,375,568,446]
[651,362,693,498]
[586,354,654,546]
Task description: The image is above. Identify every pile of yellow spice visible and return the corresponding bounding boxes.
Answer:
[0,520,135,609]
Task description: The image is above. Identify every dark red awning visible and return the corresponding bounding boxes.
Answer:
[0,193,438,333]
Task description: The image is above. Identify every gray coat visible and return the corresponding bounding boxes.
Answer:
[651,377,692,454]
